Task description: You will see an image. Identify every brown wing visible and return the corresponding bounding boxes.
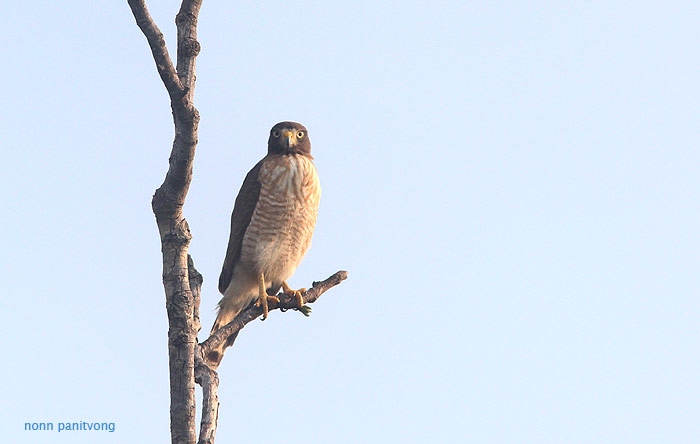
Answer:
[218,158,265,294]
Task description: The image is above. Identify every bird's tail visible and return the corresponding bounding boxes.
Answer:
[204,331,239,369]
[204,302,244,368]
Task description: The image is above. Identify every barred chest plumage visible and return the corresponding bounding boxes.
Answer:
[240,154,321,283]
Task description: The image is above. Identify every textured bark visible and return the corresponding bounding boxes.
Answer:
[128,1,202,444]
[190,258,217,444]
[128,2,346,443]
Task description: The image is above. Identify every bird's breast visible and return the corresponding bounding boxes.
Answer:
[241,155,321,280]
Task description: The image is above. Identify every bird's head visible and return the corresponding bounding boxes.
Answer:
[267,121,312,157]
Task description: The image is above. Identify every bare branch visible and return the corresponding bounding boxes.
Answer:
[194,357,219,444]
[200,271,349,360]
[127,0,183,97]
[297,270,349,305]
[175,0,203,99]
[189,257,219,444]
[194,270,346,441]
[188,255,203,336]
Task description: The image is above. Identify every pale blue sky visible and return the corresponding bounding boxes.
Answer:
[1,1,699,443]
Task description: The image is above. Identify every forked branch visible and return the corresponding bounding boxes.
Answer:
[128,2,347,444]
[128,1,203,444]
[127,0,183,96]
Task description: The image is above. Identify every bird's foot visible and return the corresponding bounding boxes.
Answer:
[281,282,311,316]
[256,294,280,320]
[296,304,312,317]
[282,282,306,307]
[256,273,280,320]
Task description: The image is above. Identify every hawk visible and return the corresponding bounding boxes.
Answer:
[206,121,321,368]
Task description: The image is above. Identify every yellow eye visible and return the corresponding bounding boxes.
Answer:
[272,130,280,137]
[296,131,305,139]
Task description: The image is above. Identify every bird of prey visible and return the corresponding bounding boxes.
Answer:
[205,121,321,368]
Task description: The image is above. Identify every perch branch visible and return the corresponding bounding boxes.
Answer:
[200,271,348,360]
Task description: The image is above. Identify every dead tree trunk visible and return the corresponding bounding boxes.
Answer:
[127,1,202,443]
[127,2,347,443]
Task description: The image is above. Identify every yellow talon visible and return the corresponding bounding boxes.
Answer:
[257,273,269,320]
[282,281,306,308]
[256,273,281,320]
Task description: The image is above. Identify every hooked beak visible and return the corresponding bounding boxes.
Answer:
[281,129,297,149]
